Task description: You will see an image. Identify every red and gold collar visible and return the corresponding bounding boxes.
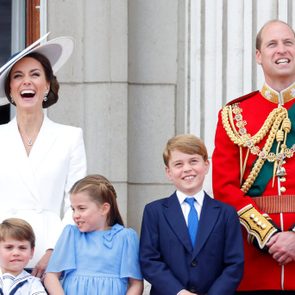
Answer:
[261,82,295,104]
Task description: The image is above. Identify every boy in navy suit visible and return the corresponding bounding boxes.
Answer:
[140,134,244,295]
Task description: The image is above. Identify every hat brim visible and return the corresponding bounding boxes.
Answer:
[0,33,74,105]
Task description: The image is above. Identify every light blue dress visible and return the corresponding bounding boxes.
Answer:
[46,224,142,295]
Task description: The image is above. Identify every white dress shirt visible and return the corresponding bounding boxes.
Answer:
[176,190,205,224]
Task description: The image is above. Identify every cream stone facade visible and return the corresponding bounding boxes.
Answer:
[43,0,295,236]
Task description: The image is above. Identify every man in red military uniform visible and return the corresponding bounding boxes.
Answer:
[213,20,295,294]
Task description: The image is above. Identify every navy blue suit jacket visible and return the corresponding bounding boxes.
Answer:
[139,192,244,295]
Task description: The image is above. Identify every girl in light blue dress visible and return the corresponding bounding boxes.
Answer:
[44,175,143,295]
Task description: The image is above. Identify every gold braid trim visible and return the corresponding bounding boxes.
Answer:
[238,204,278,249]
[221,104,289,194]
[241,109,287,193]
[221,105,285,147]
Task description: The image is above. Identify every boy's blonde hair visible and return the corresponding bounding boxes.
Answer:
[163,134,208,166]
[0,218,35,248]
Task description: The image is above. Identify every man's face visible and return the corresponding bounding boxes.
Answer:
[256,22,295,86]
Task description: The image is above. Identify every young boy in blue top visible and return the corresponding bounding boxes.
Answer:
[140,134,244,295]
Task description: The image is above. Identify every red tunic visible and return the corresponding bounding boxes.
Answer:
[212,90,295,291]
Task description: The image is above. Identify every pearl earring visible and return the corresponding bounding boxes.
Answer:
[43,92,48,102]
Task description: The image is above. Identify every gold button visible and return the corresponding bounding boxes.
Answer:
[280,177,286,182]
[280,187,286,193]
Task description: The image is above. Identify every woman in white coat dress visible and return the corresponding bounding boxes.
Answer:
[0,35,87,277]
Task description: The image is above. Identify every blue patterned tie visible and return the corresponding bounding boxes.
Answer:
[185,197,199,246]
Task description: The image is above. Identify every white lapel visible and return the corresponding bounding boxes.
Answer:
[8,118,39,201]
[29,116,57,171]
[8,116,57,202]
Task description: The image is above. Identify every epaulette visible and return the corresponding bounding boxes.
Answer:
[226,90,259,106]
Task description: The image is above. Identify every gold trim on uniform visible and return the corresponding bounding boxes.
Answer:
[221,91,295,194]
[261,82,295,104]
[238,204,278,249]
[221,103,294,193]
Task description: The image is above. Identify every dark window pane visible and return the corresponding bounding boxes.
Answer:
[0,0,11,124]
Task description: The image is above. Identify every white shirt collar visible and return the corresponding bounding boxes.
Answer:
[176,189,205,206]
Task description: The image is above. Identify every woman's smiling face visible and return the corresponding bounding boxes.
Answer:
[9,57,49,111]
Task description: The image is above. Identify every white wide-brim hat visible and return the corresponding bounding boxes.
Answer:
[0,33,74,105]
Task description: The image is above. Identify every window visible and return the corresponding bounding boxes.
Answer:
[26,0,41,45]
